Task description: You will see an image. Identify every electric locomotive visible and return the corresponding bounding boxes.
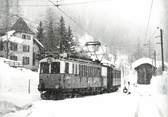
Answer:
[38,55,121,100]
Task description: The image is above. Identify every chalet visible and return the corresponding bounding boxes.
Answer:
[0,17,43,70]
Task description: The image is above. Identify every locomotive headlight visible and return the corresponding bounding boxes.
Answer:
[55,84,59,89]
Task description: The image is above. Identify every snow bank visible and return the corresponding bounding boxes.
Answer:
[0,61,39,94]
[0,93,32,116]
[124,70,168,96]
[150,71,168,95]
[0,61,39,116]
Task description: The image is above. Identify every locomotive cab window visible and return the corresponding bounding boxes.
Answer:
[51,62,60,74]
[40,62,49,74]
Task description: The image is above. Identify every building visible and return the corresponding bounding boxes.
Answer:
[0,17,43,70]
[132,58,156,84]
[135,63,156,84]
[132,58,168,84]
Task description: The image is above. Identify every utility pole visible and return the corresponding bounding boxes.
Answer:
[5,0,9,59]
[160,29,164,71]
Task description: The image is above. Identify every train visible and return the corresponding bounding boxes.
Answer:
[38,55,121,100]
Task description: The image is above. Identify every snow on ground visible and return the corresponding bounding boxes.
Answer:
[4,92,168,117]
[0,60,168,117]
[0,61,39,116]
[0,61,39,94]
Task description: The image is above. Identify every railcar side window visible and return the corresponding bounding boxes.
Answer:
[51,62,60,74]
[40,62,49,74]
[65,62,69,74]
[72,64,74,74]
[75,64,78,75]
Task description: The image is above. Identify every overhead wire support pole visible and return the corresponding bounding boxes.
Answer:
[5,0,10,59]
[160,29,164,71]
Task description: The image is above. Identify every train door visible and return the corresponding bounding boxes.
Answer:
[107,67,113,89]
[50,62,62,88]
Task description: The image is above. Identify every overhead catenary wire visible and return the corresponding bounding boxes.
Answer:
[48,0,108,59]
[16,0,112,7]
[144,0,154,41]
[48,0,93,34]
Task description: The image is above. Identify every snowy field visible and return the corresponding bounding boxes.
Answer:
[0,61,168,117]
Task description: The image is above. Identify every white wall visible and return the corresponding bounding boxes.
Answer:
[12,32,34,69]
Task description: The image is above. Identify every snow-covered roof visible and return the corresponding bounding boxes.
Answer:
[132,58,153,69]
[11,17,35,35]
[132,57,168,69]
[0,30,24,44]
[33,38,44,48]
[0,30,44,48]
[101,59,115,67]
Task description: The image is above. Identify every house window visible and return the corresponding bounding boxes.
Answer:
[33,52,36,66]
[0,41,3,51]
[23,57,29,65]
[10,55,17,61]
[23,45,30,52]
[22,34,31,40]
[10,42,17,51]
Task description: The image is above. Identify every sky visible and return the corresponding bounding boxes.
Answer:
[18,0,166,59]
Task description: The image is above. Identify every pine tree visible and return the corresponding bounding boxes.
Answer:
[58,16,67,53]
[36,21,45,57]
[67,26,75,53]
[44,8,59,53]
[37,21,44,44]
[46,20,57,52]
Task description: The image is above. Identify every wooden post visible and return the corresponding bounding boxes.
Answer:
[28,79,30,94]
